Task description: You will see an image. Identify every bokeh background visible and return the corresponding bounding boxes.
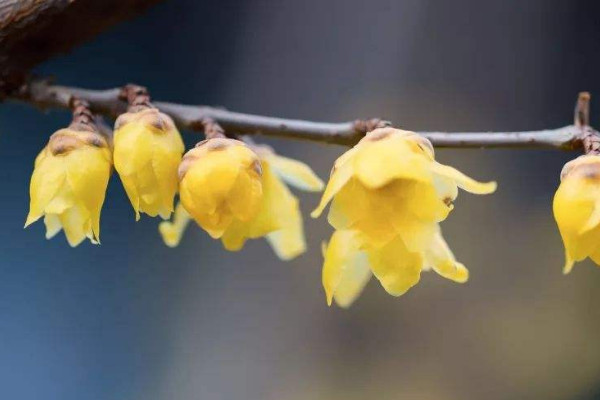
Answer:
[1,0,600,399]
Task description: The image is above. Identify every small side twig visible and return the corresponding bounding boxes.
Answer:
[573,92,600,155]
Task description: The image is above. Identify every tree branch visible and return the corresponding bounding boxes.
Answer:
[0,0,163,93]
[7,79,596,150]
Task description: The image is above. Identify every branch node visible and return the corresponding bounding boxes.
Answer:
[353,118,392,136]
[119,84,152,111]
[202,118,226,140]
[581,127,600,155]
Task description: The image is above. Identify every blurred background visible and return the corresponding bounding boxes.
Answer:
[1,0,600,399]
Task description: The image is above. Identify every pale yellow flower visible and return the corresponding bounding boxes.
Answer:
[25,128,112,246]
[553,154,600,273]
[313,128,496,249]
[161,146,324,260]
[322,226,468,308]
[113,108,184,220]
[314,127,495,305]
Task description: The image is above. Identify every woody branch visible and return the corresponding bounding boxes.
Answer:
[6,79,599,151]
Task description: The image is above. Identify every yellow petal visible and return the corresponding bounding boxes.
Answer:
[321,230,371,307]
[424,229,469,283]
[433,172,458,204]
[64,146,111,242]
[366,236,422,296]
[264,187,306,260]
[266,154,324,192]
[311,160,353,218]
[25,148,67,227]
[43,214,62,239]
[158,202,192,248]
[328,178,398,246]
[226,167,263,222]
[220,162,291,254]
[353,136,432,189]
[431,162,497,195]
[563,253,575,275]
[59,205,89,247]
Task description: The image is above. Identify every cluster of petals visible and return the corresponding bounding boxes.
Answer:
[113,108,185,220]
[25,128,112,246]
[167,138,323,260]
[312,128,496,306]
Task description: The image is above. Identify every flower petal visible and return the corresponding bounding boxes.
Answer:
[311,161,353,218]
[221,162,289,254]
[266,154,324,192]
[431,162,496,195]
[158,202,192,248]
[353,137,431,189]
[424,229,469,283]
[367,236,422,296]
[321,230,371,307]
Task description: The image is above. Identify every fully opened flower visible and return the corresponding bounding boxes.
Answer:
[113,108,184,220]
[161,145,324,260]
[313,127,496,305]
[553,154,600,273]
[25,128,112,246]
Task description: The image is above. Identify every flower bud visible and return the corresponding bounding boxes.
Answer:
[178,138,263,238]
[25,128,112,246]
[553,154,600,273]
[113,108,184,220]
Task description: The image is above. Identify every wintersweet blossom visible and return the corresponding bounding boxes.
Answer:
[113,108,184,220]
[178,137,263,239]
[554,154,600,273]
[25,128,112,246]
[161,145,324,260]
[314,128,496,305]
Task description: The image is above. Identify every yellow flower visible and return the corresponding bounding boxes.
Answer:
[113,108,184,220]
[25,128,112,247]
[313,128,496,249]
[553,154,600,273]
[161,146,324,260]
[322,226,468,308]
[178,138,263,238]
[314,127,495,305]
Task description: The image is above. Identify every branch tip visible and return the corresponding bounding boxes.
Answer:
[575,92,591,127]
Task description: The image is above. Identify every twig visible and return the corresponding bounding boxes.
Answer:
[7,79,599,150]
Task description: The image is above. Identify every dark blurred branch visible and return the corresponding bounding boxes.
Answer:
[7,79,598,150]
[0,0,163,93]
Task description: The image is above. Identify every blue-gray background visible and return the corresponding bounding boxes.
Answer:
[1,1,600,399]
